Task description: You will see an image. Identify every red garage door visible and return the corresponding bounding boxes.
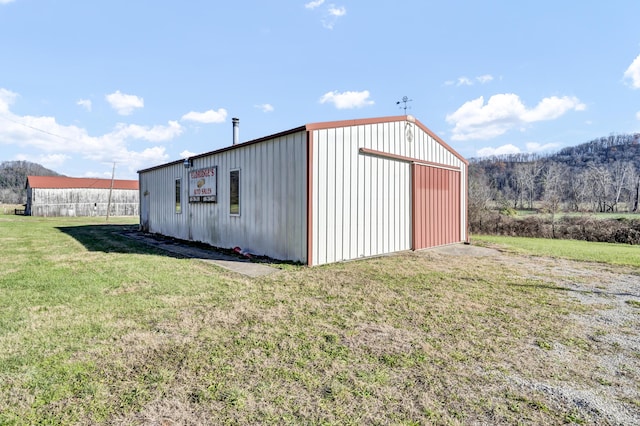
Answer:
[412,164,461,250]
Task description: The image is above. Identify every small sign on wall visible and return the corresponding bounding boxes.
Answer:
[189,166,217,203]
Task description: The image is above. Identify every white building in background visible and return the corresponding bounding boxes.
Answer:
[138,115,468,266]
[25,176,139,217]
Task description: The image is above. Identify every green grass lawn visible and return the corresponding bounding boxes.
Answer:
[472,234,640,267]
[505,205,639,221]
[0,216,636,424]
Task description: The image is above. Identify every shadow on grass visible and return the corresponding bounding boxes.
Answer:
[55,224,259,265]
[56,224,177,256]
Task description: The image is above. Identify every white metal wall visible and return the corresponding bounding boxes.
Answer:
[139,130,308,263]
[30,188,139,217]
[311,119,467,266]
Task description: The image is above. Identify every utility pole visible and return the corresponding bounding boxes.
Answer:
[106,162,115,221]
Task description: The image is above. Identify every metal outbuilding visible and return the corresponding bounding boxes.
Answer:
[138,115,468,266]
[25,176,139,217]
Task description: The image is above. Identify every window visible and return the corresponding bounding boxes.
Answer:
[230,169,240,215]
[175,178,182,214]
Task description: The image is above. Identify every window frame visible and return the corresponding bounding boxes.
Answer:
[229,169,240,216]
[175,178,182,214]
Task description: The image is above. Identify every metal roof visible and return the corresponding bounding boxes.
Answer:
[138,115,468,174]
[26,176,139,190]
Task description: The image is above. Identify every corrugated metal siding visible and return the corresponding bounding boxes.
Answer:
[139,131,308,263]
[412,165,461,249]
[312,122,412,265]
[29,188,139,217]
[311,119,467,265]
[140,163,186,238]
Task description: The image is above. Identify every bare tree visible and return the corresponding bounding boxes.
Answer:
[626,165,638,212]
[468,168,495,229]
[516,162,544,210]
[566,169,589,212]
[609,161,634,212]
[633,175,640,213]
[541,162,566,238]
[505,172,523,209]
[585,164,612,212]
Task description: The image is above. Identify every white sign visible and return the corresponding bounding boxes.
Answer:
[189,166,217,203]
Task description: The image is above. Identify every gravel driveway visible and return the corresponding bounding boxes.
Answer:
[449,246,640,425]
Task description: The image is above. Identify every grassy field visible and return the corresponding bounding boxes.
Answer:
[1,216,637,424]
[0,204,25,215]
[506,207,638,221]
[472,234,640,267]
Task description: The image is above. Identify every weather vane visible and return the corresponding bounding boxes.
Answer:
[396,96,413,114]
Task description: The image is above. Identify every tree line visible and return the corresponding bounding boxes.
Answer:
[469,133,640,218]
[0,161,61,204]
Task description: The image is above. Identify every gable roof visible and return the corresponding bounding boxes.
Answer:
[26,176,139,190]
[304,115,468,165]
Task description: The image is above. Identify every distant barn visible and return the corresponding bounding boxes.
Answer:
[25,176,139,217]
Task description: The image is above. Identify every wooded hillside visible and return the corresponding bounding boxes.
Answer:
[0,161,61,204]
[470,133,640,216]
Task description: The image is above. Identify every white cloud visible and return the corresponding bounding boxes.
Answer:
[446,93,586,141]
[77,99,92,111]
[0,0,15,4]
[180,150,197,158]
[624,54,640,89]
[520,96,586,122]
[109,121,183,142]
[0,88,18,112]
[16,153,70,168]
[305,0,324,9]
[476,141,559,158]
[0,113,90,150]
[82,171,112,178]
[181,108,227,123]
[254,103,274,113]
[319,90,374,109]
[102,146,169,175]
[476,144,521,157]
[306,2,345,29]
[476,74,494,84]
[446,74,494,87]
[525,142,559,153]
[0,88,177,175]
[636,111,640,120]
[105,90,144,115]
[328,5,346,16]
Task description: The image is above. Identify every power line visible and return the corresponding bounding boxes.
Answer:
[0,113,79,143]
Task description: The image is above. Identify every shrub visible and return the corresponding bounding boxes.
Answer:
[500,207,518,217]
[470,213,640,245]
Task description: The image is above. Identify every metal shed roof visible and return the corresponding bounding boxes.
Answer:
[137,115,468,174]
[26,176,139,190]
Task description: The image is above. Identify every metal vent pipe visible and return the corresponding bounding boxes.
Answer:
[232,117,239,145]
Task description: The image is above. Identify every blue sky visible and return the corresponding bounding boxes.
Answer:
[1,1,640,180]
